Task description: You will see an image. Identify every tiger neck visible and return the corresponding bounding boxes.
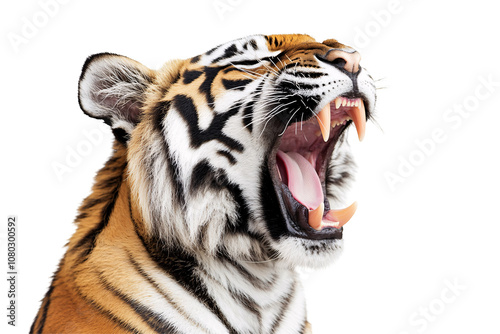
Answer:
[68,141,306,333]
[127,173,306,333]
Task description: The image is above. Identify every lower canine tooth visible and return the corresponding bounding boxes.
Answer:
[309,203,324,230]
[325,202,357,228]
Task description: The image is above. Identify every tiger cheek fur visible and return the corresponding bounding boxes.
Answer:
[32,34,376,334]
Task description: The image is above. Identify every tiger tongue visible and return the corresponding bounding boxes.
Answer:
[276,151,324,224]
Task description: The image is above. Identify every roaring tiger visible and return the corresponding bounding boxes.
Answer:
[31,34,376,334]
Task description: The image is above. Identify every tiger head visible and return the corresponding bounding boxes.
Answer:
[78,34,376,268]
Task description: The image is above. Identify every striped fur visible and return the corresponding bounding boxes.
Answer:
[32,34,376,333]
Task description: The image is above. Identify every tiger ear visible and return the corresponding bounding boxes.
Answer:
[78,53,154,143]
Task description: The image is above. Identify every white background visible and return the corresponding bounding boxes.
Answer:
[1,0,500,333]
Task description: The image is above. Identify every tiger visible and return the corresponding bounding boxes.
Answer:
[31,34,376,334]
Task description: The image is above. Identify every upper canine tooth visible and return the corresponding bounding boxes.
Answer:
[335,97,342,109]
[317,103,331,142]
[345,100,366,141]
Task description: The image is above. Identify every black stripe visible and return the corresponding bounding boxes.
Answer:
[197,264,263,329]
[227,183,250,231]
[190,55,201,63]
[230,289,262,329]
[250,39,258,50]
[152,100,186,206]
[30,282,54,333]
[270,281,296,334]
[225,59,261,67]
[190,160,220,192]
[299,320,307,334]
[182,70,203,84]
[216,251,276,290]
[216,150,236,164]
[126,252,203,330]
[79,197,105,212]
[282,62,299,71]
[212,44,240,63]
[129,193,149,248]
[165,145,186,206]
[73,179,122,258]
[242,102,254,133]
[72,278,143,334]
[198,66,223,106]
[223,67,245,74]
[205,46,217,55]
[222,78,252,91]
[98,272,180,333]
[112,128,130,144]
[75,211,89,221]
[290,71,326,79]
[173,94,244,152]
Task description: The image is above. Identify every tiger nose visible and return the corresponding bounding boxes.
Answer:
[323,49,361,73]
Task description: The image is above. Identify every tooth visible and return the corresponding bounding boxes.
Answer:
[324,201,358,228]
[317,103,331,142]
[335,97,342,109]
[345,100,366,141]
[309,202,324,230]
[353,99,359,107]
[342,98,347,107]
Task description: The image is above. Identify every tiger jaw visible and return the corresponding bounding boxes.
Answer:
[270,96,368,240]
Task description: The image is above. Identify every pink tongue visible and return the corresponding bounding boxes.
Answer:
[276,151,324,210]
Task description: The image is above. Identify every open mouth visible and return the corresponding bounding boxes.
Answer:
[271,96,367,240]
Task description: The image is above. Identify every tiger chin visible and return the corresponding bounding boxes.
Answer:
[31,34,376,334]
